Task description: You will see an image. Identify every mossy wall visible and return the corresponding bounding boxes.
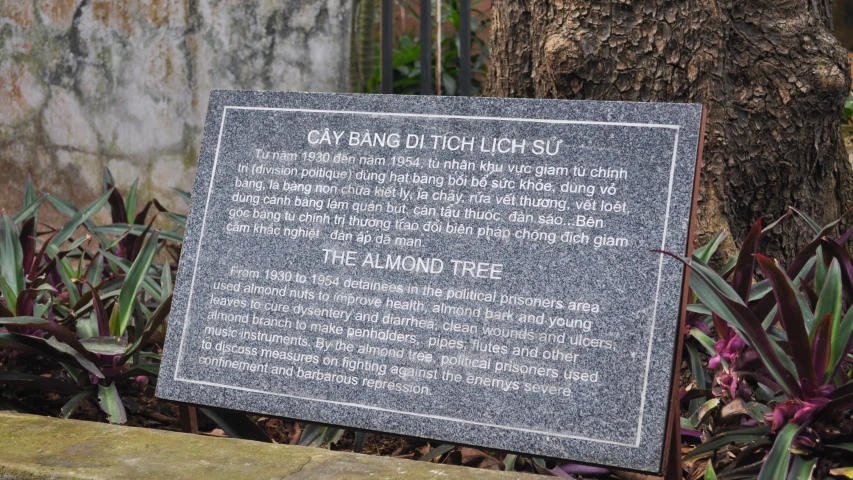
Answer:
[0,412,535,479]
[0,0,351,221]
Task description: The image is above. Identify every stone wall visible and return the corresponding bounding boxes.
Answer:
[0,0,351,220]
[0,412,535,480]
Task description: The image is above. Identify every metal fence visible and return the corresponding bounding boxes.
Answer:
[380,0,473,96]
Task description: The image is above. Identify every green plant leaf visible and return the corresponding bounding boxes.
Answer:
[173,188,191,207]
[420,444,456,462]
[684,426,770,460]
[76,315,99,339]
[44,337,103,380]
[786,455,817,480]
[757,423,801,480]
[732,219,762,301]
[503,454,517,472]
[71,286,120,319]
[819,238,853,299]
[102,167,115,192]
[834,308,853,380]
[813,313,834,383]
[97,382,127,424]
[120,294,172,365]
[327,428,344,446]
[98,249,162,301]
[111,231,160,336]
[23,175,37,209]
[45,194,110,247]
[704,461,717,480]
[816,246,828,295]
[750,279,773,302]
[163,212,187,228]
[685,252,745,302]
[57,257,80,307]
[690,328,719,357]
[719,254,738,276]
[791,207,822,234]
[762,209,792,234]
[814,259,843,368]
[690,398,721,426]
[687,303,712,315]
[85,253,104,290]
[0,332,70,362]
[745,401,771,424]
[694,230,727,264]
[12,197,44,225]
[90,224,183,243]
[756,254,817,389]
[670,253,802,398]
[686,343,708,418]
[79,336,127,356]
[61,389,95,418]
[199,407,272,442]
[791,278,815,331]
[298,424,330,446]
[0,315,49,325]
[762,304,778,330]
[0,214,24,310]
[753,242,820,323]
[13,175,42,224]
[160,260,173,300]
[0,275,18,314]
[46,189,113,257]
[352,431,368,453]
[125,180,138,221]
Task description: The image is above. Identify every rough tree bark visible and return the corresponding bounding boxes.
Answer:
[486,0,853,260]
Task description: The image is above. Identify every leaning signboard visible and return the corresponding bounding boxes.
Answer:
[157,91,704,473]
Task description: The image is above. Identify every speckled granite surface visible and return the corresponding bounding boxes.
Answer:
[157,91,703,473]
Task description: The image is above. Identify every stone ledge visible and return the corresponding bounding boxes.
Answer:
[0,412,537,480]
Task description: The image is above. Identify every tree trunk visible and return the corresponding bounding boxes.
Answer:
[486,0,853,261]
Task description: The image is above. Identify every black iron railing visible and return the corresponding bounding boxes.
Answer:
[380,0,472,96]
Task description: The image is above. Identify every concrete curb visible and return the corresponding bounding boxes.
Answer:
[0,412,538,479]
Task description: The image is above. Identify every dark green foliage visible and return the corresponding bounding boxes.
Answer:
[674,209,853,478]
[0,171,184,423]
[355,0,490,95]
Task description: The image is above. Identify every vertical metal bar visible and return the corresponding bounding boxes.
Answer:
[178,404,199,434]
[381,0,393,94]
[420,0,432,94]
[459,0,471,96]
[436,0,442,94]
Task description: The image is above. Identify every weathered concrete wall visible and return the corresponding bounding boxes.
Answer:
[0,0,350,220]
[0,412,536,479]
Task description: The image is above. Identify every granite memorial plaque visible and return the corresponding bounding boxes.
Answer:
[157,91,704,473]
